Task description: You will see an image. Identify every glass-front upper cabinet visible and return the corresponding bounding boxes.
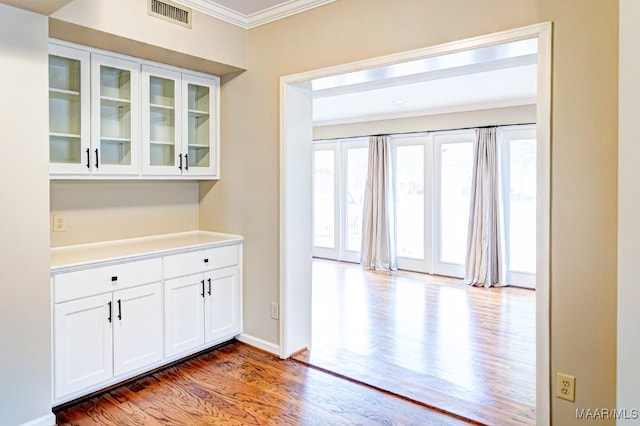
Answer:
[48,44,90,175]
[91,54,140,175]
[142,66,219,177]
[182,73,218,177]
[49,41,220,180]
[142,65,182,176]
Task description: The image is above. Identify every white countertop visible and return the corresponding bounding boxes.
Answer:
[51,231,244,272]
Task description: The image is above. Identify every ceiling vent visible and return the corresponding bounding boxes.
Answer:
[148,0,192,29]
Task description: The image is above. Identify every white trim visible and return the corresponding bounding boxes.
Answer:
[236,334,280,355]
[280,22,552,425]
[174,0,336,29]
[18,413,56,426]
[534,22,552,426]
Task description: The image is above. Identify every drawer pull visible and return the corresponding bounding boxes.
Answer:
[107,301,112,323]
[201,280,205,298]
[204,258,209,263]
[117,299,122,321]
[207,278,212,295]
[111,276,118,282]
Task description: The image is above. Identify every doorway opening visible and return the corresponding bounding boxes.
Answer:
[280,22,551,424]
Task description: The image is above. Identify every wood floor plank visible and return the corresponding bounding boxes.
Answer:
[56,342,476,425]
[293,259,536,425]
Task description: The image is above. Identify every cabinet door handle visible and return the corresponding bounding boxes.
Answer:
[208,278,212,295]
[185,154,189,171]
[86,148,91,169]
[94,148,99,169]
[107,301,112,323]
[178,154,183,171]
[204,258,209,264]
[117,299,122,320]
[201,279,205,298]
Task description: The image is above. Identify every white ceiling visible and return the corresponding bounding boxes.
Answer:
[311,39,539,125]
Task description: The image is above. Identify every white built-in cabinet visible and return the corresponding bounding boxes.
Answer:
[48,40,219,179]
[91,54,140,175]
[48,44,90,175]
[163,245,240,358]
[141,67,217,177]
[51,233,243,405]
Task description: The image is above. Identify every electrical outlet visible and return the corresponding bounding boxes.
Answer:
[556,373,576,402]
[270,302,279,320]
[53,214,66,233]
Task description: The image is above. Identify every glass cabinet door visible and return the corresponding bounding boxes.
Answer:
[182,73,218,177]
[49,44,90,175]
[142,65,182,175]
[91,54,139,175]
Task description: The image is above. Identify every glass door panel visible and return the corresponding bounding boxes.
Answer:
[313,148,337,257]
[142,65,181,175]
[182,73,218,177]
[99,66,131,166]
[434,132,474,277]
[396,145,425,260]
[343,145,368,260]
[508,138,536,273]
[91,54,139,175]
[48,44,90,175]
[187,83,211,168]
[149,76,176,167]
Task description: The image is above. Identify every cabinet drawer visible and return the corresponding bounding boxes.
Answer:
[54,258,162,303]
[164,244,239,279]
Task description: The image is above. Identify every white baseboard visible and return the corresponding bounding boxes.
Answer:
[19,412,56,426]
[237,333,280,355]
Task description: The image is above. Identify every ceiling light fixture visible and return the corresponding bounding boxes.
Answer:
[392,99,404,105]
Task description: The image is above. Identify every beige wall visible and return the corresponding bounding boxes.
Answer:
[199,0,618,424]
[0,4,53,424]
[50,181,199,247]
[314,104,537,140]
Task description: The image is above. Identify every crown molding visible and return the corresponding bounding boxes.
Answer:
[174,0,335,29]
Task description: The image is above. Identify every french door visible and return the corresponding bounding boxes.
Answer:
[312,125,536,287]
[394,131,474,276]
[499,126,537,288]
[312,138,368,262]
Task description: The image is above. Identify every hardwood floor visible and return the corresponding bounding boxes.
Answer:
[292,259,536,425]
[55,341,477,425]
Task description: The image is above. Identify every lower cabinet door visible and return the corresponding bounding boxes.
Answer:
[54,293,113,399]
[164,274,205,357]
[204,266,240,344]
[113,282,163,377]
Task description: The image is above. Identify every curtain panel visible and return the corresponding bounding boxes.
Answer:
[361,135,397,271]
[464,127,506,287]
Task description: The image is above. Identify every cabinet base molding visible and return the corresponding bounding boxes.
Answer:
[17,413,56,426]
[237,333,280,356]
[52,339,236,411]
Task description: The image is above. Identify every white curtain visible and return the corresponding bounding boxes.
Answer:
[361,135,397,271]
[464,127,505,287]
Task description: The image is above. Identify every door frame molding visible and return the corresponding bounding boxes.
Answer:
[279,22,552,425]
